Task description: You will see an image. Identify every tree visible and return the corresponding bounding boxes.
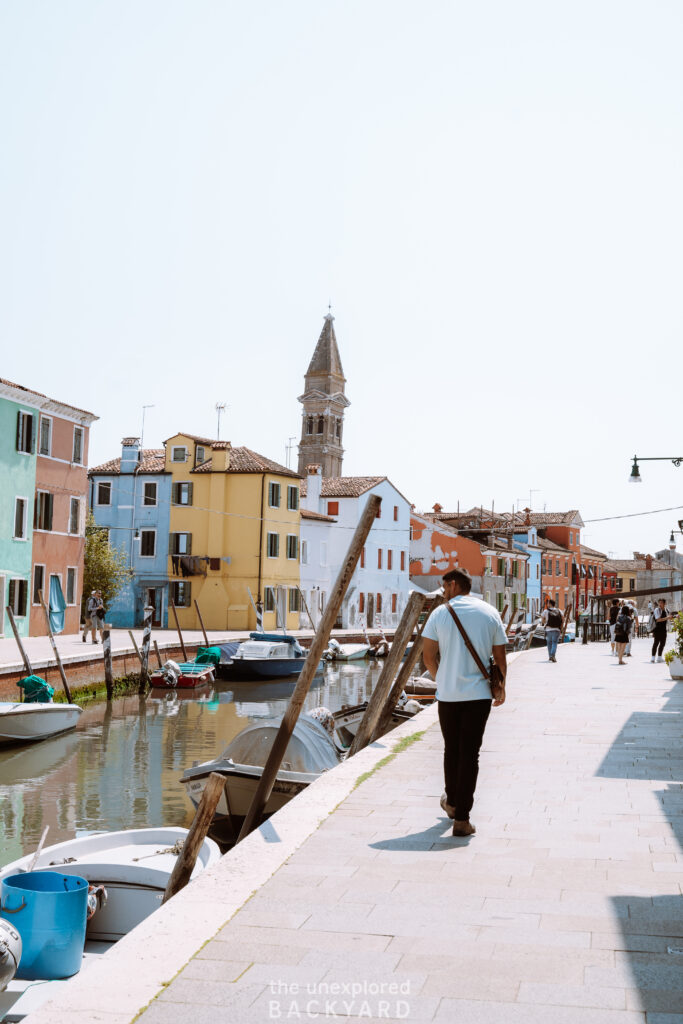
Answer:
[82,512,132,615]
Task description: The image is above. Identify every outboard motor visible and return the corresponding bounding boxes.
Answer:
[0,919,22,991]
[160,660,181,687]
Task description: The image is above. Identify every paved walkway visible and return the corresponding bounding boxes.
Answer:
[134,639,683,1024]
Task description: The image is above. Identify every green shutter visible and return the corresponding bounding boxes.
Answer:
[187,483,193,506]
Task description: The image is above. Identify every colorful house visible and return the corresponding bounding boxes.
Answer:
[300,467,411,629]
[165,434,302,632]
[0,377,97,637]
[409,510,486,593]
[603,554,682,614]
[538,536,573,613]
[89,438,172,627]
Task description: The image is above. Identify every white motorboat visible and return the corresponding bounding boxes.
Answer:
[218,633,313,680]
[0,827,221,942]
[0,702,82,746]
[323,638,371,661]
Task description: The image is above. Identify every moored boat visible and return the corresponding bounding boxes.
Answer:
[150,661,215,689]
[0,703,82,747]
[217,633,313,680]
[323,638,371,661]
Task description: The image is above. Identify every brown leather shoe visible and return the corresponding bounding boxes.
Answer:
[452,820,476,837]
[440,792,456,819]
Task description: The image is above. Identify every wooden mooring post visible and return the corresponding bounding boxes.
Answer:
[347,592,427,757]
[37,590,73,703]
[194,600,209,647]
[237,494,382,843]
[170,600,188,662]
[102,629,114,700]
[128,631,144,668]
[162,771,225,904]
[139,606,153,693]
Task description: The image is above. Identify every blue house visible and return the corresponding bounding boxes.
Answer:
[89,438,171,628]
[514,526,542,622]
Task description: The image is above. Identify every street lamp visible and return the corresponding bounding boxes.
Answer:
[628,454,683,483]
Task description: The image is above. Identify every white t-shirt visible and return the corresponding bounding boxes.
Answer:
[422,595,508,703]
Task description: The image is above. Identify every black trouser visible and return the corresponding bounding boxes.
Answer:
[438,699,492,821]
[652,626,666,658]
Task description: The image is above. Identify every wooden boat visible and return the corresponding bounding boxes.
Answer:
[331,702,418,752]
[0,827,220,1018]
[150,662,215,689]
[323,638,372,661]
[0,702,82,747]
[218,634,312,680]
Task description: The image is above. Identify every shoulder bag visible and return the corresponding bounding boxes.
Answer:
[445,603,505,702]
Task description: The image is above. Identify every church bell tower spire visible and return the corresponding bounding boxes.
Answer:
[297,312,350,477]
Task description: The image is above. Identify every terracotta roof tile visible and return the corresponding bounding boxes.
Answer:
[580,544,607,560]
[89,449,167,475]
[192,446,301,478]
[536,536,571,554]
[603,557,675,572]
[300,475,386,498]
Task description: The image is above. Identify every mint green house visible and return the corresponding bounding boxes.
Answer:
[0,380,38,638]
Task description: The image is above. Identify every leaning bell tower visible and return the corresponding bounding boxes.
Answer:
[297,312,350,478]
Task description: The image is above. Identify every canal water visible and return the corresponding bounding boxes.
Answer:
[0,660,385,868]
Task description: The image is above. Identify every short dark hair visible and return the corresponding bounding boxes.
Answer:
[548,600,556,607]
[442,568,472,594]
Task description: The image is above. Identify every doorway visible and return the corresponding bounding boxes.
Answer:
[276,586,287,630]
[146,588,162,628]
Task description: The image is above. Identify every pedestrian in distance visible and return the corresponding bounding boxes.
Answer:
[624,601,637,657]
[608,599,620,654]
[83,590,104,644]
[422,568,507,838]
[650,598,671,662]
[541,600,563,662]
[615,604,632,665]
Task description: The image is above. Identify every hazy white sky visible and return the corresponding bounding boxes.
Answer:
[1,1,682,559]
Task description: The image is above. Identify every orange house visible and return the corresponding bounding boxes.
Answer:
[410,511,486,589]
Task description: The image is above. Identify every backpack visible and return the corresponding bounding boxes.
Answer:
[647,612,656,633]
[609,605,619,625]
[546,608,563,629]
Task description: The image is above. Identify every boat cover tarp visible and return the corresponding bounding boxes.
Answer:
[221,714,339,773]
[195,646,222,666]
[18,675,54,703]
[49,575,67,634]
[219,642,241,664]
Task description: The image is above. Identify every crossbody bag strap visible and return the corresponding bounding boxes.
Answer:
[445,602,491,680]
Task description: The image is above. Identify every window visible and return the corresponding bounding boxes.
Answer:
[143,482,157,506]
[393,506,398,522]
[14,498,27,539]
[16,411,35,454]
[569,532,573,546]
[387,550,393,571]
[171,446,187,462]
[316,416,324,434]
[66,567,76,605]
[171,581,191,607]
[39,417,52,456]
[360,547,365,568]
[616,578,623,591]
[376,593,382,613]
[34,491,53,531]
[629,579,635,591]
[497,558,504,576]
[140,530,156,557]
[33,565,44,605]
[556,558,561,576]
[378,549,383,569]
[548,560,553,577]
[195,445,205,464]
[170,532,192,555]
[287,486,299,511]
[536,563,540,579]
[359,593,365,614]
[97,481,112,505]
[269,482,281,507]
[69,498,80,535]
[542,558,547,574]
[267,532,279,558]
[327,501,339,516]
[289,588,300,612]
[564,562,568,578]
[306,416,313,435]
[512,560,518,577]
[400,551,405,571]
[172,482,193,506]
[300,540,308,565]
[392,593,397,613]
[72,427,84,464]
[264,587,276,612]
[286,534,298,560]
[8,578,28,616]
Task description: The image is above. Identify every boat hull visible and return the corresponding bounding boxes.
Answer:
[149,672,213,689]
[217,657,308,680]
[0,703,82,746]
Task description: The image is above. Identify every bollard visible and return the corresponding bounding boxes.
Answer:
[582,621,588,645]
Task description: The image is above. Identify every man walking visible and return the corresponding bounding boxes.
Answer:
[608,599,620,654]
[541,600,563,662]
[422,568,507,838]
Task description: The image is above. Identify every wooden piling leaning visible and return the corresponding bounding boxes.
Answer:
[347,592,427,758]
[237,494,382,843]
[38,590,73,704]
[102,629,114,700]
[161,771,225,904]
[170,600,188,662]
[153,640,163,670]
[139,606,153,693]
[560,604,572,640]
[7,606,33,678]
[128,631,144,668]
[194,600,209,647]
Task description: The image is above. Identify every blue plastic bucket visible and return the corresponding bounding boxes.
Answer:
[0,871,88,980]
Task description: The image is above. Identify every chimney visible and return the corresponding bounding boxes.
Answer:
[304,464,322,511]
[211,441,231,471]
[120,437,141,474]
[645,554,653,571]
[433,503,443,514]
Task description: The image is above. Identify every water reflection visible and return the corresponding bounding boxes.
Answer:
[0,660,384,867]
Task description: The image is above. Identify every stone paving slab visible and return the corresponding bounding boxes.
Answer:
[23,642,683,1023]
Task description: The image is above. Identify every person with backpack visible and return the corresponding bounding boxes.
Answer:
[615,604,632,665]
[608,599,620,654]
[541,600,563,662]
[650,598,672,662]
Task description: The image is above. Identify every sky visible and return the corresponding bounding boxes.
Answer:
[1,0,682,559]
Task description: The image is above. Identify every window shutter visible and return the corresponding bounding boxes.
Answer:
[47,493,53,531]
[172,483,178,504]
[19,580,28,616]
[8,579,15,610]
[188,483,193,506]
[16,412,21,452]
[186,534,192,556]
[169,532,175,555]
[30,415,36,454]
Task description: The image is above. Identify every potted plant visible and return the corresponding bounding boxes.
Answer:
[664,611,683,680]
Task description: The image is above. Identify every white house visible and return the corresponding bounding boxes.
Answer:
[299,466,412,630]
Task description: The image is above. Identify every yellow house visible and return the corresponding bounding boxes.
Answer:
[165,433,302,631]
